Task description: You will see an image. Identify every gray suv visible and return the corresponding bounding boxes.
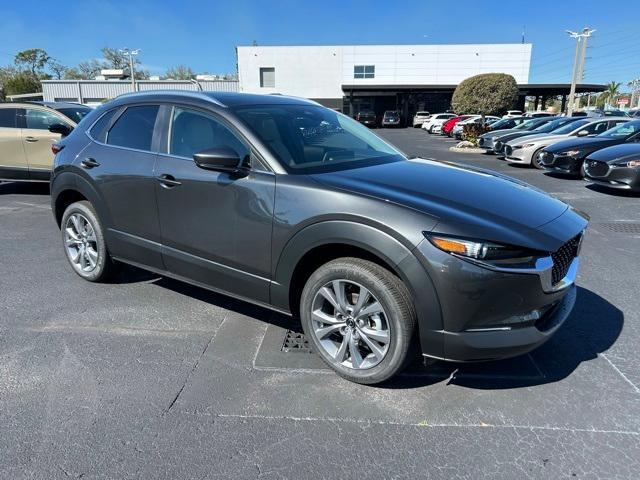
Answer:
[50,91,587,384]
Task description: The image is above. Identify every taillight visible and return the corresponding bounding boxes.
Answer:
[52,143,64,154]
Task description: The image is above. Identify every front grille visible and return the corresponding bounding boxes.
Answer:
[585,160,609,177]
[540,151,555,166]
[504,145,513,156]
[551,234,582,285]
[494,141,503,152]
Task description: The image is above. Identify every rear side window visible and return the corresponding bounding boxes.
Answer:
[90,109,118,143]
[107,105,159,151]
[0,108,17,128]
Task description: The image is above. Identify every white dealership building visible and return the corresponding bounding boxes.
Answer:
[237,44,603,120]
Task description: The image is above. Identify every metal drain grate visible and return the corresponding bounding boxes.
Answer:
[281,330,312,353]
[599,223,640,234]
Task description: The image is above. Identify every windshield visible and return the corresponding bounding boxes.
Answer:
[234,104,405,174]
[416,111,429,116]
[515,118,546,130]
[553,119,590,134]
[533,118,578,133]
[597,120,640,138]
[490,118,514,129]
[57,106,92,124]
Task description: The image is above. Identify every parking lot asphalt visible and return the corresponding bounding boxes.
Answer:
[1,128,639,479]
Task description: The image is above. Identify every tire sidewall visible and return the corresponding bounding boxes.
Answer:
[300,260,412,384]
[532,147,546,169]
[61,201,109,282]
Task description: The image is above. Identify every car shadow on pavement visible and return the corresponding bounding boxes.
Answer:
[146,273,623,390]
[0,181,50,195]
[585,184,640,197]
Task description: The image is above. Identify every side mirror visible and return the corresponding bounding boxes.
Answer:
[49,123,72,136]
[576,129,589,137]
[193,146,247,175]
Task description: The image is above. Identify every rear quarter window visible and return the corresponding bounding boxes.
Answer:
[89,109,118,143]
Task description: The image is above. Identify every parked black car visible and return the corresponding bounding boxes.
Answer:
[479,117,555,153]
[540,120,640,177]
[381,110,401,127]
[583,143,640,192]
[493,117,583,156]
[355,110,377,128]
[50,91,587,384]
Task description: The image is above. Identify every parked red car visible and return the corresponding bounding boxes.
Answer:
[442,115,472,136]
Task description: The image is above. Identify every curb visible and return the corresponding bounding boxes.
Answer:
[449,147,486,154]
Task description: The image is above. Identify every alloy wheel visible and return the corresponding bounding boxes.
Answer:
[310,279,390,370]
[64,213,99,273]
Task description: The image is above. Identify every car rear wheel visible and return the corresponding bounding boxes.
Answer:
[300,258,416,384]
[61,200,116,282]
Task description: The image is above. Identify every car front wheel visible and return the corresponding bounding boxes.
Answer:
[300,258,416,384]
[61,200,116,282]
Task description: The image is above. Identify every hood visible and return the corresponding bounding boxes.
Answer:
[545,136,621,154]
[509,133,567,146]
[587,143,640,162]
[311,159,571,248]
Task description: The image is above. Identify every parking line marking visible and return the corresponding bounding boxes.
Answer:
[176,411,640,436]
[600,353,640,395]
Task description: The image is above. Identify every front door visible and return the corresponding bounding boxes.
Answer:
[79,105,164,269]
[154,106,275,302]
[20,107,70,179]
[0,107,28,180]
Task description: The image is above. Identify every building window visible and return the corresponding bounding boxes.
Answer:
[354,65,375,79]
[260,67,275,88]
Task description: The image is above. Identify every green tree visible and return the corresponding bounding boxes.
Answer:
[602,81,622,108]
[2,71,42,96]
[14,48,50,77]
[164,65,195,80]
[47,58,67,80]
[451,73,519,120]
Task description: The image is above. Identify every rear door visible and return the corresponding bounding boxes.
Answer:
[19,106,71,178]
[78,105,164,269]
[0,107,28,180]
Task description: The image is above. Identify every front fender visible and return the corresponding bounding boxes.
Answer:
[271,220,444,358]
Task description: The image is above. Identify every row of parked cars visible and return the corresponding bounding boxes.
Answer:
[415,110,640,193]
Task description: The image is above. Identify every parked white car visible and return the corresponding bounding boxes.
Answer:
[451,115,500,139]
[503,110,523,118]
[422,113,456,133]
[504,117,629,168]
[412,111,431,127]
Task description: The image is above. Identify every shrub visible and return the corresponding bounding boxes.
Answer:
[452,73,519,117]
[461,123,490,145]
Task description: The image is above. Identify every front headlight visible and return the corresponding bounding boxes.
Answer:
[426,234,542,267]
[614,159,640,168]
[521,143,536,148]
[563,149,582,157]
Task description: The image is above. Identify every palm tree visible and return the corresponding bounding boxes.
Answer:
[602,81,622,108]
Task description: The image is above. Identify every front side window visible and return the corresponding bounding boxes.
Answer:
[552,119,589,135]
[582,121,609,135]
[234,104,403,174]
[24,108,70,130]
[354,65,375,79]
[0,108,18,128]
[107,105,159,151]
[260,67,275,88]
[169,107,250,161]
[598,120,640,138]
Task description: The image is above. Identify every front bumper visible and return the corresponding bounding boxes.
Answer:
[478,137,495,152]
[584,160,640,191]
[540,152,583,174]
[505,144,535,164]
[413,229,584,362]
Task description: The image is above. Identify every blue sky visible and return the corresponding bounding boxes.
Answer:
[0,0,638,89]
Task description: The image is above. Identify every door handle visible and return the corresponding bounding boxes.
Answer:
[24,136,38,142]
[156,174,182,188]
[81,157,101,169]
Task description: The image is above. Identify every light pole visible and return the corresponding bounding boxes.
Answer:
[629,78,640,109]
[119,48,141,92]
[566,27,595,116]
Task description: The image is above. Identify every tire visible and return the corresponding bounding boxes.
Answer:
[531,147,546,169]
[61,200,116,282]
[429,126,434,134]
[300,257,417,385]
[579,161,587,178]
